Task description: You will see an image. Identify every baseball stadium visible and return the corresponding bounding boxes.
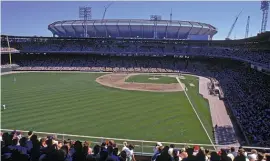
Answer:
[1,1,270,161]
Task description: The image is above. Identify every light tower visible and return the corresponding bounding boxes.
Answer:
[79,6,92,37]
[260,0,269,33]
[150,15,162,39]
[245,16,250,38]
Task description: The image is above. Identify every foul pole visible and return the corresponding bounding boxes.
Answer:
[7,36,12,65]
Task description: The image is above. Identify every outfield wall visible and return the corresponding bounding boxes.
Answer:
[1,67,13,73]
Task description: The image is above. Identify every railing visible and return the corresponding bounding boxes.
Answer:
[2,129,270,156]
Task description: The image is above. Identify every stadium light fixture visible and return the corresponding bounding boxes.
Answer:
[150,15,162,39]
[79,6,92,38]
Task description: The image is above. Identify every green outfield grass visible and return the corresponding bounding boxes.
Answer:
[1,72,213,145]
[126,74,178,84]
[179,75,214,141]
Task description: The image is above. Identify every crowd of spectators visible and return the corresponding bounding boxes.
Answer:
[151,142,270,161]
[2,40,270,69]
[1,131,270,161]
[1,131,136,161]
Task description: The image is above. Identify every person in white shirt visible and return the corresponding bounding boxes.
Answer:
[168,144,175,157]
[2,104,6,110]
[122,141,128,151]
[124,144,135,161]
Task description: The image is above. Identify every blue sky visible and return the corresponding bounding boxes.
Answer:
[1,1,266,40]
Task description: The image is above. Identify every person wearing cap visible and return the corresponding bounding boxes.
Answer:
[151,146,163,161]
[153,142,162,154]
[193,145,200,156]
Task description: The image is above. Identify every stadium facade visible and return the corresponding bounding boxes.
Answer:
[48,19,218,40]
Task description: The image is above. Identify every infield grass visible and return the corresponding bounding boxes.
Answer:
[126,74,178,84]
[1,72,212,146]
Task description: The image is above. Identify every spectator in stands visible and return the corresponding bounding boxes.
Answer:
[234,149,248,161]
[83,141,92,157]
[168,144,175,157]
[210,151,220,161]
[40,137,47,150]
[196,148,207,161]
[119,150,127,161]
[153,142,163,154]
[105,145,119,161]
[86,144,100,160]
[179,149,188,161]
[99,142,109,161]
[26,131,33,151]
[60,145,72,161]
[220,149,232,161]
[152,146,163,161]
[72,140,85,161]
[29,134,40,161]
[156,146,171,161]
[172,149,180,161]
[229,147,238,158]
[122,142,128,151]
[257,152,265,161]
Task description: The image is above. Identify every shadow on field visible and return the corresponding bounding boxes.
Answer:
[214,125,238,145]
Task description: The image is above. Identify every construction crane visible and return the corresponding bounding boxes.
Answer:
[260,0,269,33]
[101,2,114,23]
[226,10,242,40]
[170,8,172,25]
[245,16,250,38]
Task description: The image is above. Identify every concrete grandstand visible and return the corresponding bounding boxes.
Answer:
[48,19,217,40]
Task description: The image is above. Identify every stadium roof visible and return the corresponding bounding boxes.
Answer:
[48,19,218,40]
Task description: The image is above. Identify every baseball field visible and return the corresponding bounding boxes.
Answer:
[1,72,213,146]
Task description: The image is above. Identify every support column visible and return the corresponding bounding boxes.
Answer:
[93,21,97,37]
[129,20,132,37]
[165,22,168,38]
[105,20,108,37]
[117,20,120,37]
[177,22,181,39]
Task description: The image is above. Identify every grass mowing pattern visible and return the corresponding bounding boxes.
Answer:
[1,72,211,144]
[126,75,178,84]
[180,75,214,141]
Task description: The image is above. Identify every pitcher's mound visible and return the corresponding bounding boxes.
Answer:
[96,73,184,92]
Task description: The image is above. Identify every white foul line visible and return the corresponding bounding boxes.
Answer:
[176,77,216,150]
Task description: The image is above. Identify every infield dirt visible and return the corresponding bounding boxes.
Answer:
[96,73,184,92]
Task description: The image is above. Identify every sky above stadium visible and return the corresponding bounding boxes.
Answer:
[1,1,265,40]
